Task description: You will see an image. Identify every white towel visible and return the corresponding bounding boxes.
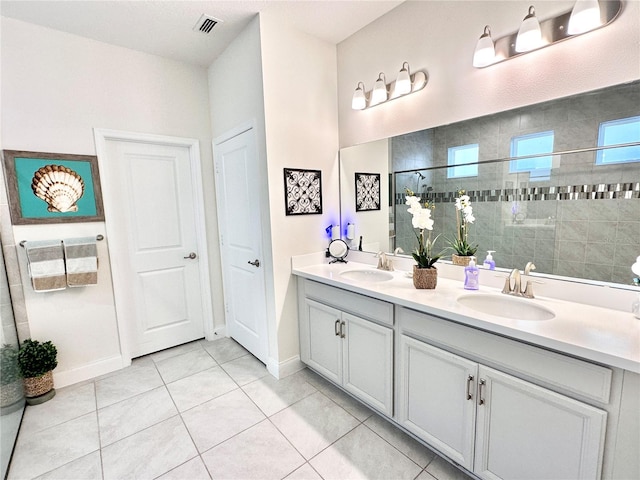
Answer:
[63,237,98,287]
[25,240,66,292]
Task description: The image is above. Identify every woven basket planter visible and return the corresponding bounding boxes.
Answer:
[413,266,438,289]
[23,371,54,398]
[452,254,472,267]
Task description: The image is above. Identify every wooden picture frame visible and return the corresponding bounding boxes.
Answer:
[283,168,323,215]
[2,150,105,225]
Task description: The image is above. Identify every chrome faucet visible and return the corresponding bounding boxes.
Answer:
[376,251,393,271]
[502,268,522,295]
[502,262,538,298]
[522,262,536,298]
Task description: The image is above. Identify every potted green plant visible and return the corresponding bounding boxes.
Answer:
[1,344,23,408]
[17,339,57,403]
[405,189,446,289]
[450,189,478,266]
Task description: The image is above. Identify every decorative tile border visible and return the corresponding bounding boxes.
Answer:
[395,182,640,205]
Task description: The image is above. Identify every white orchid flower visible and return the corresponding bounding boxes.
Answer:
[406,195,422,215]
[412,208,434,230]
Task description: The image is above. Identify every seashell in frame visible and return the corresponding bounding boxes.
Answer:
[31,164,85,213]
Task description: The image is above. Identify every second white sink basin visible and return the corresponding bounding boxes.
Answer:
[457,293,555,321]
[340,269,393,283]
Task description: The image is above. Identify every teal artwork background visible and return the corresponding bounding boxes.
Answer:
[15,157,98,218]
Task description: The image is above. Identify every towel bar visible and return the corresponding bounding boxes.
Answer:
[19,234,104,248]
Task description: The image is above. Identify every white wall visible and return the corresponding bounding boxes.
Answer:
[207,17,278,362]
[337,0,640,148]
[208,13,340,372]
[1,17,217,385]
[259,12,340,367]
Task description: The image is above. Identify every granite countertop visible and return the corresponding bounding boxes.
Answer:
[293,260,640,373]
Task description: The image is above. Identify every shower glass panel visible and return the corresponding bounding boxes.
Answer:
[0,235,25,479]
[393,145,640,285]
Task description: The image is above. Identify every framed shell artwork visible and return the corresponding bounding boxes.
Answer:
[355,172,381,212]
[283,168,323,216]
[2,150,105,225]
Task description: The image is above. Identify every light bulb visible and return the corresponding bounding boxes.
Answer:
[473,26,496,67]
[395,62,412,96]
[370,73,388,106]
[568,0,601,35]
[515,5,543,53]
[351,82,367,110]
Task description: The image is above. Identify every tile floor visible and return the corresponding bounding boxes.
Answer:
[7,337,474,480]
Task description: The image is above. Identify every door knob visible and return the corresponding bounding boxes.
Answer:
[248,259,260,267]
[184,252,197,259]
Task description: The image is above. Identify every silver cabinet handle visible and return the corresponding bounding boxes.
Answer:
[466,375,474,400]
[184,252,197,259]
[478,379,486,405]
[248,259,260,267]
[335,319,340,336]
[340,321,346,338]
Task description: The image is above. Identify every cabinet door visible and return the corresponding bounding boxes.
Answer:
[474,366,607,480]
[398,335,478,470]
[304,299,342,384]
[342,313,393,416]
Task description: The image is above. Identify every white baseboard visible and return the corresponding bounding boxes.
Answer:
[53,355,125,388]
[267,355,305,379]
[206,325,227,341]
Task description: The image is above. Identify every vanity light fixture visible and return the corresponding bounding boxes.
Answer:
[515,6,543,52]
[472,26,496,68]
[473,0,620,68]
[395,62,412,96]
[568,0,602,34]
[351,82,368,110]
[370,73,389,106]
[351,62,428,110]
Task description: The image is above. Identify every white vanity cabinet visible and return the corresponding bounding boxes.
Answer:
[398,308,609,480]
[298,279,394,416]
[293,262,638,480]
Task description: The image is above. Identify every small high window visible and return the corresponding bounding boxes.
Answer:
[596,116,640,165]
[510,131,554,180]
[447,144,479,178]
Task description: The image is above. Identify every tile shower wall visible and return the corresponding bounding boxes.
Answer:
[393,81,640,285]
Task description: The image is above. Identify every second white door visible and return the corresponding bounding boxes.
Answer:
[214,127,269,363]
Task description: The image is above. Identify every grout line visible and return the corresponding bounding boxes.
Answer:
[360,419,428,470]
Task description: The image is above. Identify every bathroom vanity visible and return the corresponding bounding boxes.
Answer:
[293,253,639,480]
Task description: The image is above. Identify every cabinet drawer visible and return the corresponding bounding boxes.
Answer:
[399,307,612,404]
[303,280,393,326]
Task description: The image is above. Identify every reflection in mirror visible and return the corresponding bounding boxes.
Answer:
[340,81,640,286]
[340,139,391,253]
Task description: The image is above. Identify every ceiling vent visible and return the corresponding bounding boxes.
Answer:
[193,14,222,34]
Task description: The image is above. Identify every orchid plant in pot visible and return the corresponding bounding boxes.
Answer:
[450,189,478,266]
[406,189,444,289]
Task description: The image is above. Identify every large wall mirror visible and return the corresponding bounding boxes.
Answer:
[339,80,640,287]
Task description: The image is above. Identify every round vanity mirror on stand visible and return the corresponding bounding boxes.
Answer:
[328,239,349,264]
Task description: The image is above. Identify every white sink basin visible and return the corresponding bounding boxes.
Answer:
[457,293,555,321]
[340,269,393,283]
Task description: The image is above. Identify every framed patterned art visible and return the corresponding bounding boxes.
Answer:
[355,172,381,212]
[283,168,323,215]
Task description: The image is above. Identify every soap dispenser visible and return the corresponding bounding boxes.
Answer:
[483,250,496,270]
[464,256,480,290]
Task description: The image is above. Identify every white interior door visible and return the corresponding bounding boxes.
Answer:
[214,127,269,363]
[101,138,206,358]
